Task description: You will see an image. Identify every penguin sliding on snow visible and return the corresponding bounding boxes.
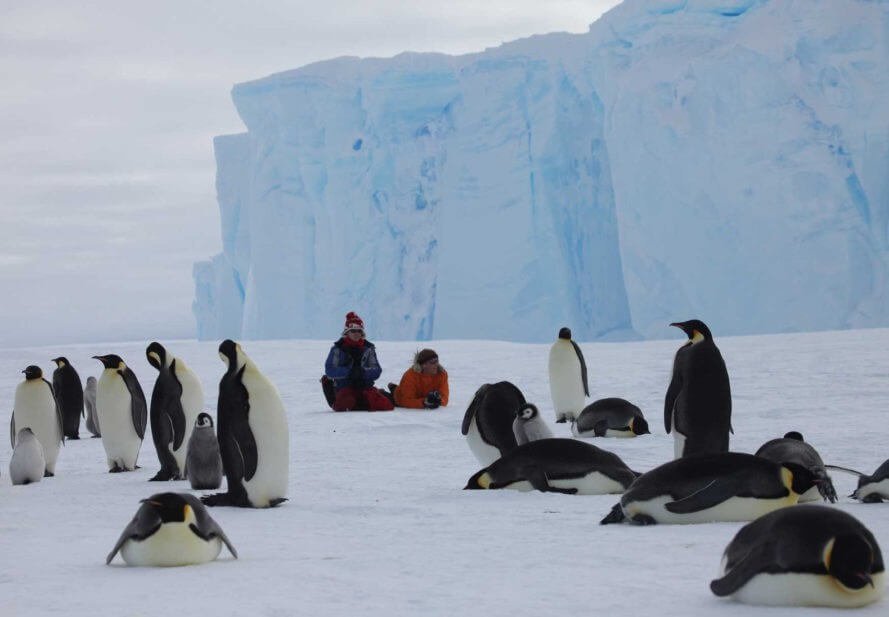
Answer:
[9,428,46,485]
[600,452,819,525]
[512,403,553,445]
[106,492,237,567]
[185,413,223,490]
[145,342,203,481]
[664,319,732,459]
[202,340,289,508]
[461,381,524,466]
[51,357,84,440]
[572,398,650,438]
[711,505,885,608]
[823,459,889,503]
[548,327,589,424]
[10,365,63,477]
[465,438,637,495]
[94,354,147,472]
[755,431,837,503]
[83,376,100,437]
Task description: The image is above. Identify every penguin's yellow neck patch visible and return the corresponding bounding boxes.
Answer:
[781,467,794,492]
[690,330,705,344]
[478,473,492,489]
[823,537,835,571]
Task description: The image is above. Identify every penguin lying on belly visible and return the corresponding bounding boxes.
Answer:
[600,452,819,525]
[465,438,637,495]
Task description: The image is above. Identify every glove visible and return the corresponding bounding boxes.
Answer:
[423,390,442,409]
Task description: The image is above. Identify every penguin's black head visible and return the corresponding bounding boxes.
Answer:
[196,412,214,428]
[558,327,572,340]
[22,365,42,380]
[140,492,193,523]
[93,354,124,369]
[783,462,820,495]
[218,339,239,367]
[670,319,713,341]
[783,431,804,441]
[464,469,490,490]
[51,357,68,368]
[516,403,538,420]
[827,534,877,590]
[145,342,167,370]
[632,417,651,435]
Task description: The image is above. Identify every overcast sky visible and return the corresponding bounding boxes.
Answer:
[0,1,620,348]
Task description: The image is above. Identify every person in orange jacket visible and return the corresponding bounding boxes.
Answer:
[392,349,449,409]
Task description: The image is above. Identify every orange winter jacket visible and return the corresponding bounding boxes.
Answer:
[394,368,449,409]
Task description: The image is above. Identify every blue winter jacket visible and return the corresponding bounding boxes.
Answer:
[324,339,383,391]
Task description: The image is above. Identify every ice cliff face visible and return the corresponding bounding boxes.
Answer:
[194,0,889,342]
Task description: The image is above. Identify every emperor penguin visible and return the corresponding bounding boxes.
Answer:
[755,431,837,503]
[51,357,84,440]
[202,340,289,508]
[145,342,204,481]
[185,413,223,490]
[10,365,63,476]
[664,319,732,459]
[512,403,553,445]
[106,492,237,567]
[9,428,46,485]
[711,505,885,607]
[548,327,589,423]
[93,354,147,472]
[600,452,819,526]
[465,438,637,495]
[461,381,524,467]
[83,376,100,437]
[572,397,650,438]
[827,459,889,503]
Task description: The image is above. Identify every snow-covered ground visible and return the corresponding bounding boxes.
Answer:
[1,328,887,615]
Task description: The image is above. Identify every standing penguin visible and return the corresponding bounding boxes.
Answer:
[755,431,837,503]
[106,492,237,567]
[185,413,223,490]
[202,340,289,508]
[93,354,147,472]
[83,376,100,437]
[711,505,885,607]
[9,428,46,485]
[51,357,84,440]
[461,381,524,466]
[145,342,203,481]
[572,398,650,438]
[548,327,589,423]
[10,365,63,476]
[664,319,732,459]
[512,403,553,445]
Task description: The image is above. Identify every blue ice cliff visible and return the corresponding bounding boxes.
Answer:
[194,0,889,342]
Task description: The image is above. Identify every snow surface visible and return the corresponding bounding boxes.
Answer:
[195,0,889,343]
[1,328,888,615]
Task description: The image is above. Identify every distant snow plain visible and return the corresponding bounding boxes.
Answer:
[0,328,887,615]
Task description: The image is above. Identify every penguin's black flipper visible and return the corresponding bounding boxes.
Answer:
[461,384,490,435]
[665,478,740,514]
[710,542,776,596]
[106,505,162,564]
[664,363,681,434]
[121,368,147,439]
[9,413,15,449]
[593,420,609,437]
[521,465,577,495]
[570,340,589,397]
[168,360,187,450]
[227,366,258,481]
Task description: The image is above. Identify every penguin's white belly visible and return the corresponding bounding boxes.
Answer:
[9,439,45,485]
[97,374,141,470]
[240,371,289,507]
[120,523,222,567]
[857,479,889,500]
[504,472,625,495]
[466,416,502,467]
[627,493,798,524]
[548,348,585,421]
[727,571,885,608]
[13,385,60,473]
[172,366,204,472]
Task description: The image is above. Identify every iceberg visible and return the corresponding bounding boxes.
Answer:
[194,0,889,342]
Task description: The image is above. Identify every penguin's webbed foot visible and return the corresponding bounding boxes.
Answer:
[109,464,124,473]
[556,417,567,424]
[202,492,251,508]
[268,498,288,507]
[149,471,175,481]
[66,434,80,440]
[43,470,55,478]
[629,513,658,526]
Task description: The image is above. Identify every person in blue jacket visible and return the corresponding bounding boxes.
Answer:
[322,312,394,412]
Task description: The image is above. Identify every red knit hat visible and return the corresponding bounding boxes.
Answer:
[342,311,365,335]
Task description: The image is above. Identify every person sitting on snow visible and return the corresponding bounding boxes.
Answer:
[390,348,449,410]
[321,312,394,412]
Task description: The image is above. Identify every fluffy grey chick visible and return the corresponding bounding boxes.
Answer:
[83,376,100,437]
[10,428,46,485]
[512,403,554,446]
[185,412,223,490]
